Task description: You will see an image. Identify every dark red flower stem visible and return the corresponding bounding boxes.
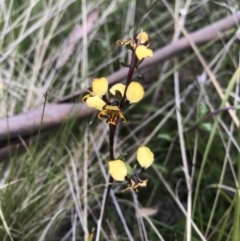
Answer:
[109,124,116,160]
[120,51,138,107]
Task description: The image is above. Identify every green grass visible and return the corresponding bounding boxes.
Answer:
[1,0,240,240]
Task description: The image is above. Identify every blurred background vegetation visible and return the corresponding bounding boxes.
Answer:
[0,0,240,240]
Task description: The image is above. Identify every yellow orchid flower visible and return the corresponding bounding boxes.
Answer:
[109,160,148,193]
[108,146,154,192]
[82,78,145,125]
[135,31,153,60]
[116,31,153,61]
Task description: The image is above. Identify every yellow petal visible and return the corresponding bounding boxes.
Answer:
[109,83,126,97]
[137,146,154,169]
[136,31,149,44]
[109,160,127,181]
[135,46,153,61]
[92,77,108,96]
[126,82,144,103]
[86,96,106,111]
[104,105,120,111]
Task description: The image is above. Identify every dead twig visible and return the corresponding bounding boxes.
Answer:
[0,103,92,141]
